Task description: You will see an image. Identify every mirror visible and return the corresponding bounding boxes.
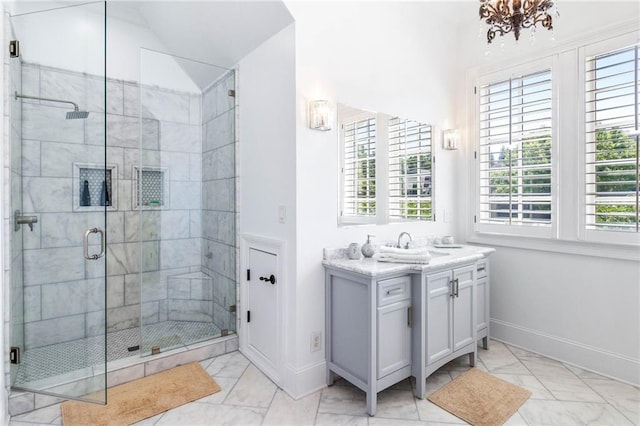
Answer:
[338,104,434,223]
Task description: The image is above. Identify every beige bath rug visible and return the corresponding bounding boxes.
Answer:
[61,362,220,426]
[427,368,531,426]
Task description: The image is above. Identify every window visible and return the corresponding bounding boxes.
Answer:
[478,68,553,229]
[342,116,377,218]
[339,105,434,225]
[585,45,639,234]
[388,118,433,220]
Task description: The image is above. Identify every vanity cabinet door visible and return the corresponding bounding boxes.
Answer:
[452,265,475,352]
[377,299,412,379]
[426,270,453,365]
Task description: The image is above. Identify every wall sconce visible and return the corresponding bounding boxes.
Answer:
[443,129,460,150]
[308,100,332,131]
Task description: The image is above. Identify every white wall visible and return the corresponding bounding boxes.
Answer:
[237,22,298,388]
[456,1,640,385]
[286,1,466,396]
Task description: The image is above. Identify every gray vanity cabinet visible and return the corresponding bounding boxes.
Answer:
[325,269,412,416]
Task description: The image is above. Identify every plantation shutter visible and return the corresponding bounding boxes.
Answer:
[342,117,376,217]
[585,45,639,232]
[388,118,433,220]
[478,69,553,226]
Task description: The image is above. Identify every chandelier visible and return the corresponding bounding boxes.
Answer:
[479,0,554,44]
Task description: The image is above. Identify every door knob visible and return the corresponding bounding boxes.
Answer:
[259,275,276,285]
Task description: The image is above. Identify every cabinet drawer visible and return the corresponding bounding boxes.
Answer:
[377,276,411,307]
[476,261,488,278]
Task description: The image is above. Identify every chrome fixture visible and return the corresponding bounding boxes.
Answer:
[14,91,90,119]
[397,232,413,249]
[83,227,105,260]
[14,210,37,232]
[479,0,554,44]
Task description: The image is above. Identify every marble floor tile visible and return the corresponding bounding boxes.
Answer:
[415,398,467,424]
[314,413,368,426]
[503,411,528,426]
[564,364,610,380]
[262,389,321,425]
[154,401,266,425]
[205,351,250,378]
[197,375,239,404]
[492,373,555,400]
[318,383,368,417]
[519,356,579,380]
[584,378,640,424]
[506,344,545,359]
[478,342,530,375]
[375,389,420,420]
[518,399,634,425]
[534,375,606,403]
[424,370,452,395]
[368,417,439,425]
[224,364,277,408]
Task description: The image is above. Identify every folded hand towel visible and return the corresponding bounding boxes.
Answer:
[377,255,431,264]
[378,246,430,256]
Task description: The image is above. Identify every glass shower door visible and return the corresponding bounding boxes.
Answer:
[9,2,107,403]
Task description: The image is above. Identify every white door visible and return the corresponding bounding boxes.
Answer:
[246,247,278,368]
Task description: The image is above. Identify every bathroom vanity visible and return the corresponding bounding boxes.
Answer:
[323,245,494,416]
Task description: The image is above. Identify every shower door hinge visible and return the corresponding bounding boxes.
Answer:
[9,40,19,58]
[221,329,229,337]
[228,89,236,97]
[10,347,20,364]
[229,304,237,313]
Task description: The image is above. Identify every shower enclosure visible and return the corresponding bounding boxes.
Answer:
[7,2,237,404]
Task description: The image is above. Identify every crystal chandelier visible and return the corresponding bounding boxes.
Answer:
[479,0,554,44]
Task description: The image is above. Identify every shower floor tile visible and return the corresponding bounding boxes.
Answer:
[14,321,222,386]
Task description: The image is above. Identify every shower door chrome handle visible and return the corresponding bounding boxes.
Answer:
[84,228,105,260]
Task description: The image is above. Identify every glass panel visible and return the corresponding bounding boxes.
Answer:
[139,48,236,355]
[9,2,107,403]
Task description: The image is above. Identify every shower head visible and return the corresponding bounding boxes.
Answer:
[66,110,90,120]
[15,91,89,120]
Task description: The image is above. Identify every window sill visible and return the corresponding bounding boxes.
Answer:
[466,232,640,262]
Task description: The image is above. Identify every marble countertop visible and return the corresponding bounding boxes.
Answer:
[322,245,495,277]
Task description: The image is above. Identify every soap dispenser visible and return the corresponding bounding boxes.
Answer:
[361,234,375,258]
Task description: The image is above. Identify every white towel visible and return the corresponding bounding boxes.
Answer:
[378,255,431,264]
[378,246,430,256]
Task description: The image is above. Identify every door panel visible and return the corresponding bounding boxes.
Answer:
[247,248,278,366]
[377,300,411,379]
[9,2,107,403]
[426,270,453,364]
[453,266,475,351]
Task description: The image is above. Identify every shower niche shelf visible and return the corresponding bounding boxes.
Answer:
[73,163,118,211]
[133,166,169,209]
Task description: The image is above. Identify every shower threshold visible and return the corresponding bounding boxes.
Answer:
[12,320,233,396]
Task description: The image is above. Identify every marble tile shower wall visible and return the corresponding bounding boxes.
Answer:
[201,71,237,333]
[18,62,203,349]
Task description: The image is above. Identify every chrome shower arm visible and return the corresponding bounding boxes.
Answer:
[14,91,80,112]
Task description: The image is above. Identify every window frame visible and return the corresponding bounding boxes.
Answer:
[474,57,558,239]
[578,33,640,246]
[338,108,435,226]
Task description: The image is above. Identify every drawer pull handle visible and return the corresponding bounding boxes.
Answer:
[386,287,404,296]
[477,266,486,272]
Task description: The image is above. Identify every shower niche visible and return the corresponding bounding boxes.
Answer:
[73,163,118,211]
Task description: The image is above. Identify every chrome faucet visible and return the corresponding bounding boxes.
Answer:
[397,232,413,249]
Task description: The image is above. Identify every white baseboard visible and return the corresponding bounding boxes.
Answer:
[282,360,327,400]
[490,319,640,386]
